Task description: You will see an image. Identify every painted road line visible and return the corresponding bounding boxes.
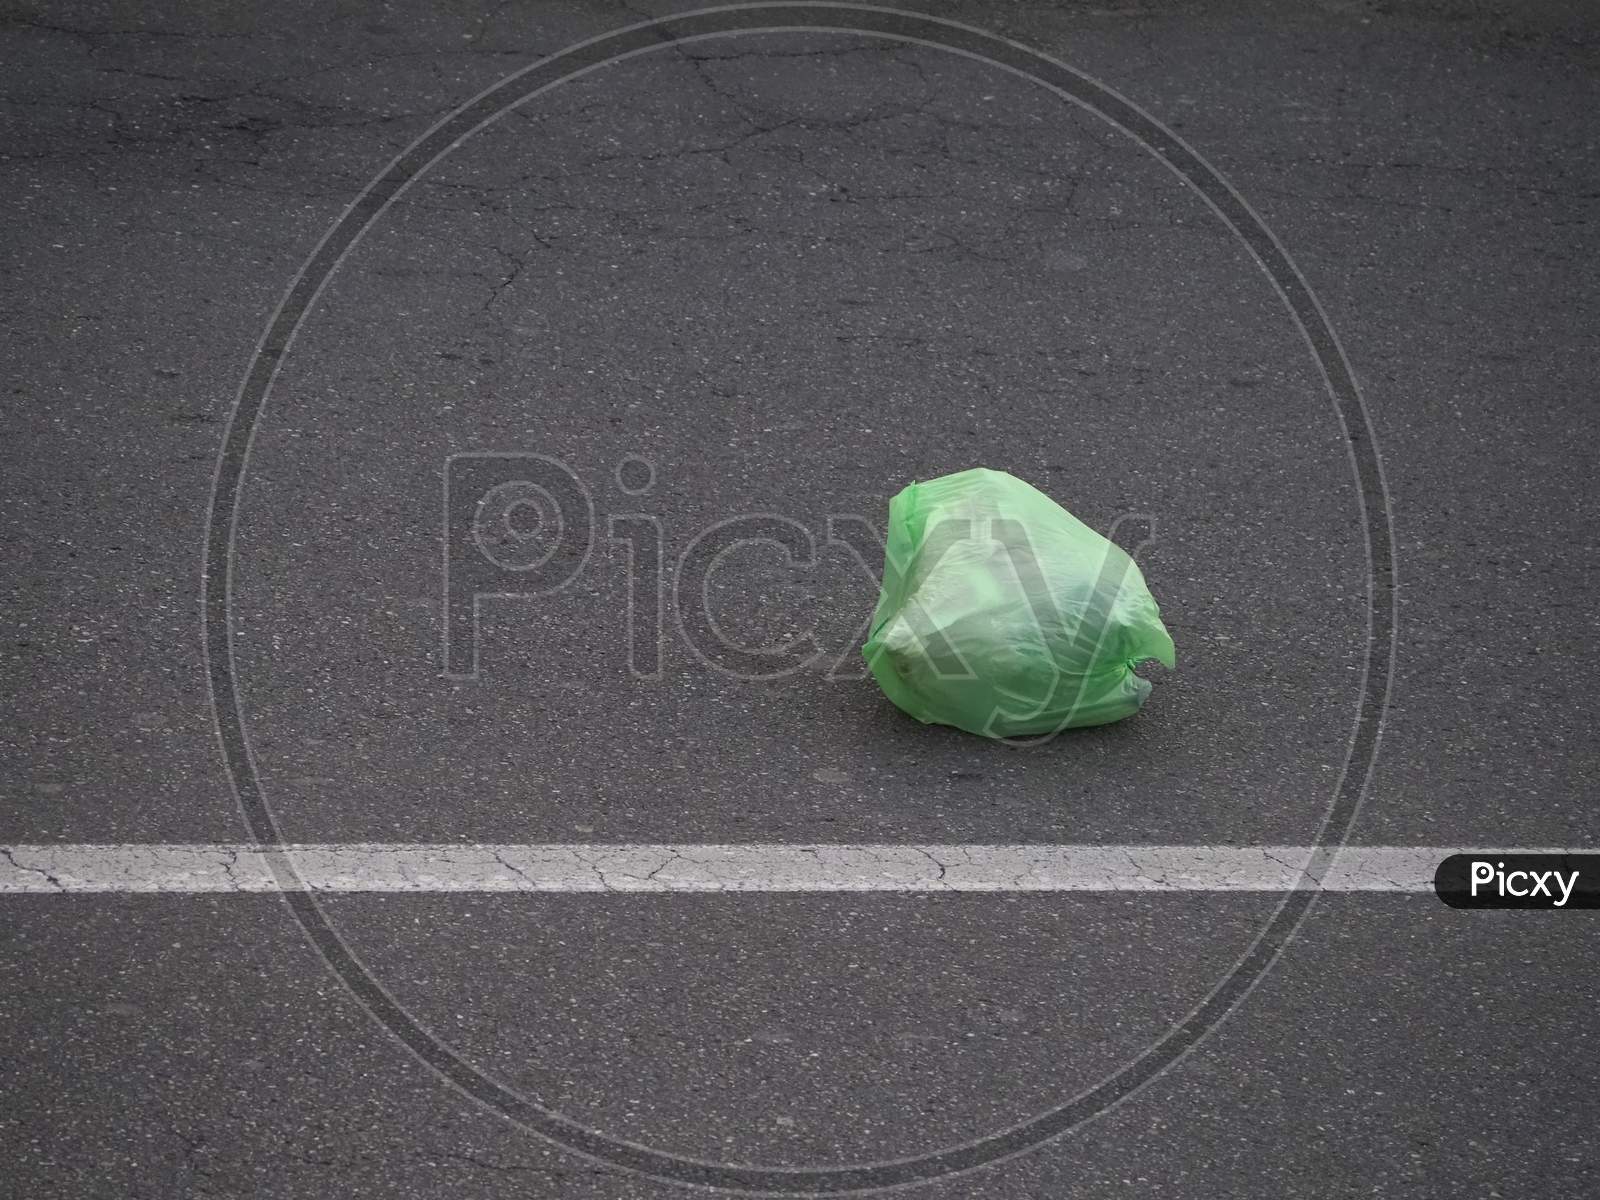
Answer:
[0,845,1583,894]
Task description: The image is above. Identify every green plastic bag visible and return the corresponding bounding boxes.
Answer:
[863,468,1175,738]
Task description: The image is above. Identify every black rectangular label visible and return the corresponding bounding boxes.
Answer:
[1434,854,1600,909]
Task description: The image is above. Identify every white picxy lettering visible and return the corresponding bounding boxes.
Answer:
[1468,860,1580,907]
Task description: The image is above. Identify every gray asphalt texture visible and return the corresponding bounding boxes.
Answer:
[3,0,1598,1196]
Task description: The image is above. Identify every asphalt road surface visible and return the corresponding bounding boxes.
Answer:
[3,1,1598,1196]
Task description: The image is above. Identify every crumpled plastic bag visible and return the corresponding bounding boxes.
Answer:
[862,468,1175,738]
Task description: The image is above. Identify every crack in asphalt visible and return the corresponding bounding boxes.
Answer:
[0,846,64,891]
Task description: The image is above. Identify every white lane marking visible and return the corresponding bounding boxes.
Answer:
[0,845,1576,894]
